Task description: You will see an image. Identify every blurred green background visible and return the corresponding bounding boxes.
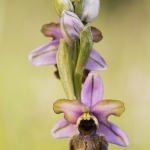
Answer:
[1,0,150,149]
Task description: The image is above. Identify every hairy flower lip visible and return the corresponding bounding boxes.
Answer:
[78,119,97,136]
[77,111,99,127]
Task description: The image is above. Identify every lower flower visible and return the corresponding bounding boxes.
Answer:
[51,73,129,147]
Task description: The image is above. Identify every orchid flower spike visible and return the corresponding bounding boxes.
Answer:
[51,72,129,147]
[28,22,107,71]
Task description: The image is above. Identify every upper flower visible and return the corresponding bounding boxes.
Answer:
[28,22,107,71]
[51,72,129,147]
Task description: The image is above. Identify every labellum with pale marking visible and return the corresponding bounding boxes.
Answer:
[69,107,108,150]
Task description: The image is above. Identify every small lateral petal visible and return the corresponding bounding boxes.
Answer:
[41,22,63,40]
[81,73,104,108]
[91,100,125,124]
[97,121,129,147]
[85,48,107,71]
[51,118,79,138]
[28,40,59,66]
[53,99,84,124]
[91,26,103,43]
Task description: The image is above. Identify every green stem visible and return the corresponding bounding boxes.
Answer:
[73,41,82,100]
[74,72,82,100]
[73,41,80,68]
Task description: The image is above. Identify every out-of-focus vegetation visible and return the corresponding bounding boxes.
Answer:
[1,0,150,149]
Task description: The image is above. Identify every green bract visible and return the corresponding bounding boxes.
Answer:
[57,39,75,100]
[74,0,84,18]
[76,23,93,74]
[74,24,93,100]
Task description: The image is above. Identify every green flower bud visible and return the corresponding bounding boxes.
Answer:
[53,0,74,16]
[61,10,84,46]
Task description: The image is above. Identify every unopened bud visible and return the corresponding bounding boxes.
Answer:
[53,0,74,16]
[61,10,84,46]
[80,0,100,23]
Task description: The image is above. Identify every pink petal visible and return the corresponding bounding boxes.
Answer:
[51,118,79,138]
[91,26,103,43]
[97,121,129,147]
[86,48,107,71]
[53,99,84,124]
[41,22,63,40]
[28,40,59,66]
[81,73,104,108]
[91,100,125,125]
